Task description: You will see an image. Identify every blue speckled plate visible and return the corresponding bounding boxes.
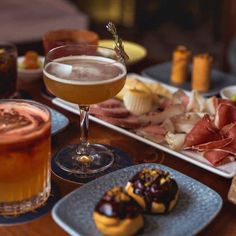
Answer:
[52,163,222,236]
[49,108,69,135]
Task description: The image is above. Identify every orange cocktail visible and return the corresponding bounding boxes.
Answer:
[43,44,127,176]
[0,100,51,216]
[43,55,126,105]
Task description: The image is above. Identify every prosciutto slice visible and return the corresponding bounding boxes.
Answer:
[191,138,233,152]
[214,103,236,129]
[203,150,232,166]
[183,114,222,148]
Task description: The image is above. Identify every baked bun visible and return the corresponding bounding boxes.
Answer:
[125,168,179,213]
[93,186,144,236]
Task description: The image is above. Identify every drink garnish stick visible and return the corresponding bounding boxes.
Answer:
[106,22,129,64]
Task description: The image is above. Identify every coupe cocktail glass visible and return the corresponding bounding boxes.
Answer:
[43,45,126,175]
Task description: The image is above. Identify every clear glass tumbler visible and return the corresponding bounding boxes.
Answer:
[0,42,17,98]
[0,99,51,216]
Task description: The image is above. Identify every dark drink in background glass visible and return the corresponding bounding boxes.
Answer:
[0,42,17,98]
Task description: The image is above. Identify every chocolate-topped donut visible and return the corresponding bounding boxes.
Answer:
[93,186,144,236]
[125,168,179,213]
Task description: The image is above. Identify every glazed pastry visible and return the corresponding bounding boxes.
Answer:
[171,45,191,85]
[93,186,144,236]
[192,53,213,92]
[125,168,179,213]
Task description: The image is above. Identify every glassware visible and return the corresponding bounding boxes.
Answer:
[0,42,17,98]
[43,44,126,175]
[42,29,99,54]
[0,100,51,216]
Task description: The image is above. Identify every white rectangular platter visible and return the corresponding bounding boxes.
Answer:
[52,73,236,178]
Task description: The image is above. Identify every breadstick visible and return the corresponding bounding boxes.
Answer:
[192,53,213,92]
[171,45,191,85]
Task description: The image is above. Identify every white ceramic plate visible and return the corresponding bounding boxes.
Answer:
[52,163,222,236]
[52,74,236,178]
[220,85,236,100]
[17,56,44,82]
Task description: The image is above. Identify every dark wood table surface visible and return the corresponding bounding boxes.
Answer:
[0,59,236,236]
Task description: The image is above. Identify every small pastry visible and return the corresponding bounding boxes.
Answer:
[21,51,41,69]
[123,89,153,115]
[171,45,191,85]
[192,53,213,92]
[125,168,179,213]
[116,76,151,100]
[93,186,144,236]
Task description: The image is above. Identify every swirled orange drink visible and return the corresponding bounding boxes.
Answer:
[0,100,51,216]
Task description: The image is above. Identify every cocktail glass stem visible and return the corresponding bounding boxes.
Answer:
[78,105,90,150]
[75,105,92,165]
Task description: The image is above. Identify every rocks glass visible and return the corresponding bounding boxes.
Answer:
[0,100,51,216]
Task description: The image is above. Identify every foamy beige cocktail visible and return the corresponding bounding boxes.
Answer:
[43,45,126,175]
[0,100,51,216]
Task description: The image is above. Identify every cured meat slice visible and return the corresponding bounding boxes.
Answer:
[90,103,129,118]
[161,118,175,133]
[186,90,206,112]
[214,103,236,129]
[136,124,166,143]
[99,107,129,118]
[159,90,189,109]
[96,115,142,129]
[191,137,232,151]
[172,89,189,107]
[89,104,103,116]
[205,96,218,115]
[96,98,123,108]
[221,123,236,139]
[183,114,221,148]
[203,150,232,166]
[140,104,185,124]
[171,112,201,133]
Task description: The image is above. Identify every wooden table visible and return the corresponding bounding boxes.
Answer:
[1,60,236,236]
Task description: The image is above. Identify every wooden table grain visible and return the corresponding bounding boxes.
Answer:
[1,69,236,236]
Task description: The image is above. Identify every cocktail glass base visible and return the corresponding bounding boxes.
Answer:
[55,144,115,175]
